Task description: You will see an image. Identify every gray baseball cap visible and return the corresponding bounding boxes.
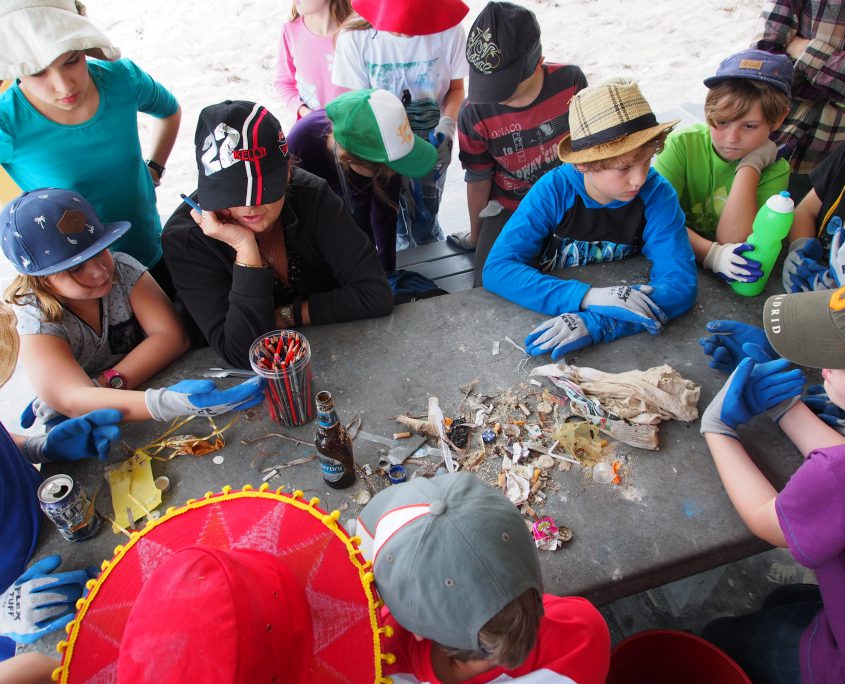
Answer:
[764,288,845,369]
[356,472,542,650]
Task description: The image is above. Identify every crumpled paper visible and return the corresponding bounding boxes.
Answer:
[531,363,700,424]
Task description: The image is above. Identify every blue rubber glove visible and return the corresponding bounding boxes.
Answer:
[703,242,763,282]
[802,384,845,433]
[580,284,667,334]
[525,313,593,361]
[781,238,832,292]
[21,408,123,463]
[826,216,845,287]
[144,377,266,422]
[20,397,68,431]
[427,116,455,180]
[698,320,778,374]
[700,354,805,438]
[0,556,97,644]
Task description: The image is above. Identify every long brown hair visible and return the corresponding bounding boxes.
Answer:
[290,0,352,24]
[329,133,398,211]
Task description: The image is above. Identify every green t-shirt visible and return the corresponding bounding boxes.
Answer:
[653,123,790,240]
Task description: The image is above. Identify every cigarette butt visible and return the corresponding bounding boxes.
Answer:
[519,403,530,416]
[523,504,536,518]
[531,468,541,485]
[393,432,411,440]
[601,439,609,447]
[497,471,506,490]
[513,420,526,426]
[443,417,453,427]
[494,422,501,434]
[530,479,543,494]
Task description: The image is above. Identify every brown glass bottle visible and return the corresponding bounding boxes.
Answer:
[315,391,356,489]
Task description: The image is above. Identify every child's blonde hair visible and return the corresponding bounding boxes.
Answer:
[437,589,544,669]
[291,0,352,24]
[4,275,64,323]
[705,80,790,127]
[576,131,669,173]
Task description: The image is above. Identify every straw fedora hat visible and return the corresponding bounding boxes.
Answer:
[0,303,19,388]
[558,78,679,165]
[54,486,389,684]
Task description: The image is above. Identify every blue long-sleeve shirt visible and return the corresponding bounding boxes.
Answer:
[483,164,697,344]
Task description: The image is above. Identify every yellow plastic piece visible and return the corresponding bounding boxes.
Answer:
[106,452,162,531]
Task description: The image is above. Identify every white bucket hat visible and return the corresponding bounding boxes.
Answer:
[0,0,121,80]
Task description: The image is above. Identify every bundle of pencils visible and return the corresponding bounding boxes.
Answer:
[249,330,315,426]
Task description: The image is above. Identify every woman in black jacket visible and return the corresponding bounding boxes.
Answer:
[162,100,392,368]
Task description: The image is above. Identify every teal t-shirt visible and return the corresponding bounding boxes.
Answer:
[654,123,790,240]
[0,59,178,268]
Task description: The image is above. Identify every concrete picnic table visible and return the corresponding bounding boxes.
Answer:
[28,256,805,656]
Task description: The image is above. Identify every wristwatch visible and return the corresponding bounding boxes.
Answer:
[102,369,127,389]
[279,305,295,329]
[145,159,165,177]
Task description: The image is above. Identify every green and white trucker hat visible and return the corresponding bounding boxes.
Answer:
[326,89,437,179]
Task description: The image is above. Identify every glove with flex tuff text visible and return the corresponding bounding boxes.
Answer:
[0,555,97,644]
[144,377,266,422]
[525,313,593,361]
[580,284,667,333]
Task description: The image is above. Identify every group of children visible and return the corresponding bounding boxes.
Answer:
[0,0,844,682]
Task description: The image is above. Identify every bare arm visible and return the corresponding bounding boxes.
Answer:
[145,106,182,185]
[704,432,786,546]
[96,272,189,389]
[19,334,154,421]
[441,79,465,121]
[778,400,845,455]
[687,226,716,263]
[466,179,492,244]
[715,166,762,244]
[0,653,60,684]
[790,189,822,242]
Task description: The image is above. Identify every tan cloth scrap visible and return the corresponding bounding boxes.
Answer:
[531,363,700,424]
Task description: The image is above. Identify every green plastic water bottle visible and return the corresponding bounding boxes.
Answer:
[731,191,794,297]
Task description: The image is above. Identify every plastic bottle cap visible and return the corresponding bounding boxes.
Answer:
[592,462,614,484]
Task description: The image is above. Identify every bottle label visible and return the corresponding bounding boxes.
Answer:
[319,455,345,482]
[317,407,338,429]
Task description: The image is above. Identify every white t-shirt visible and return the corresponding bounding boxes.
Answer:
[332,25,468,131]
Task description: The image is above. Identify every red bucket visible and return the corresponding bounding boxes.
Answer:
[607,629,751,684]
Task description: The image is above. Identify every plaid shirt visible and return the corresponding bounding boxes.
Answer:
[752,0,845,173]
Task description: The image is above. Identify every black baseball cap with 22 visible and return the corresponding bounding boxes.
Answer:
[194,100,290,212]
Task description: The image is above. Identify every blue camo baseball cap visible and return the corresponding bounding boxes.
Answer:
[703,49,793,97]
[0,188,130,276]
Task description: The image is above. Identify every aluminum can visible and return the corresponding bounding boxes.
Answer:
[37,474,101,542]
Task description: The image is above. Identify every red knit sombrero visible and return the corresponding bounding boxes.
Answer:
[53,485,393,683]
